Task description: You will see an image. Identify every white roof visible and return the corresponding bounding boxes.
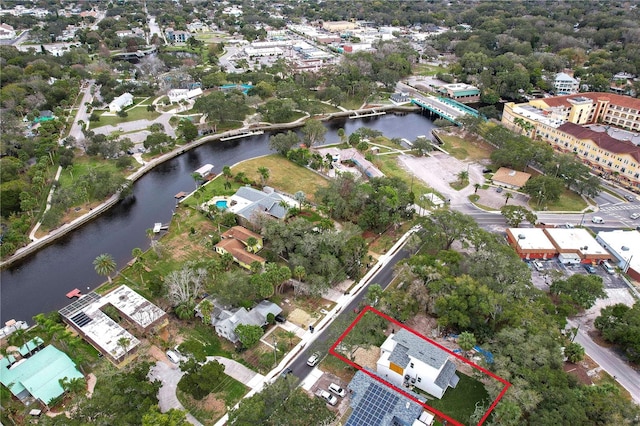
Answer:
[545,228,608,256]
[596,230,640,270]
[509,228,555,251]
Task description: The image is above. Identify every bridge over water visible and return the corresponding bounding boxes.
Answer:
[411,95,479,125]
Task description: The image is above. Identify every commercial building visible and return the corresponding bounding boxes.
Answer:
[437,83,480,103]
[492,167,531,190]
[508,227,611,263]
[0,23,16,39]
[59,285,167,365]
[596,230,640,280]
[502,92,640,189]
[322,21,357,32]
[0,342,83,408]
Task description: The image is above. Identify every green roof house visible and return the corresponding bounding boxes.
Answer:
[0,343,84,407]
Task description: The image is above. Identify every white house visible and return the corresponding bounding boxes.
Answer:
[0,23,16,40]
[197,299,282,344]
[377,329,459,399]
[109,93,134,113]
[167,88,203,103]
[554,72,579,95]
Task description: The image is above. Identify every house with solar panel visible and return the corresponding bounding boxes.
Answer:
[376,329,459,399]
[59,285,167,365]
[0,338,84,408]
[346,370,435,426]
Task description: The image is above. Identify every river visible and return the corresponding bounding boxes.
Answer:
[0,112,436,324]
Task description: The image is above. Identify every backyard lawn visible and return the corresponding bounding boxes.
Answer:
[232,155,329,202]
[427,372,490,425]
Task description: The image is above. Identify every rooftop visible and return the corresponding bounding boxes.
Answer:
[507,228,557,251]
[544,228,609,256]
[391,329,449,369]
[492,167,531,188]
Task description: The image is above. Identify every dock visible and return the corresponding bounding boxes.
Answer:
[349,109,386,119]
[220,130,264,141]
[66,288,82,299]
[153,222,169,233]
[0,319,28,339]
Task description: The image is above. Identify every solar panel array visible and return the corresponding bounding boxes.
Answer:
[346,384,400,426]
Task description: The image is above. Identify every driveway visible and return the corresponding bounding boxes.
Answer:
[148,355,265,424]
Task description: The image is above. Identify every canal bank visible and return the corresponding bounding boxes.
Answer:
[0,112,438,324]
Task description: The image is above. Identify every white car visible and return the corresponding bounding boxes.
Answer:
[631,213,640,220]
[532,260,544,272]
[329,383,346,397]
[307,351,321,367]
[591,216,605,224]
[317,390,338,406]
[166,350,181,364]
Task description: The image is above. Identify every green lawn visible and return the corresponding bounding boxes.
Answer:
[427,373,490,425]
[232,154,330,202]
[413,63,450,76]
[530,188,588,212]
[435,131,495,161]
[92,107,161,128]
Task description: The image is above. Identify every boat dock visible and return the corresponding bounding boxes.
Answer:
[220,130,264,141]
[0,319,28,339]
[349,109,386,119]
[153,222,169,233]
[66,288,82,299]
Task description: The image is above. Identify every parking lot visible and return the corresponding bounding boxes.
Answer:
[529,258,629,291]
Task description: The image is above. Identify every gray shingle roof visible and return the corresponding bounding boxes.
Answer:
[388,341,410,368]
[346,370,425,426]
[392,329,448,369]
[234,188,288,220]
[434,360,458,389]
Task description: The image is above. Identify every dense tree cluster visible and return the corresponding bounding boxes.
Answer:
[178,359,226,400]
[229,376,333,426]
[595,302,640,363]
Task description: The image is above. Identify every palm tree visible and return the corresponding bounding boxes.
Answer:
[337,128,346,145]
[504,192,513,205]
[458,332,476,358]
[474,183,481,193]
[191,172,201,190]
[131,247,143,261]
[117,337,131,359]
[93,253,116,284]
[222,165,232,182]
[199,298,214,325]
[457,170,469,185]
[131,258,146,284]
[257,167,270,185]
[284,330,296,348]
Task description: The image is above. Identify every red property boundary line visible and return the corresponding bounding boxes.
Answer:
[329,306,511,426]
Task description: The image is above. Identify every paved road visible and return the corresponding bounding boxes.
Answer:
[68,80,95,145]
[568,319,640,404]
[287,247,411,383]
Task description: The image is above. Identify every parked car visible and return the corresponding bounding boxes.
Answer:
[274,313,286,323]
[166,350,181,364]
[631,213,640,220]
[496,187,503,193]
[591,216,605,224]
[328,383,346,397]
[532,260,544,272]
[307,351,321,367]
[316,390,338,406]
[601,261,616,275]
[280,368,294,378]
[584,264,597,274]
[625,194,636,202]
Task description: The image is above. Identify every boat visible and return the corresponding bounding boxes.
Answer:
[0,319,28,339]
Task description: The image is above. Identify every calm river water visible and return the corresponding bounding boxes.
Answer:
[0,112,436,323]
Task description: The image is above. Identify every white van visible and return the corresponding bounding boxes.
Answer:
[591,217,605,224]
[601,261,615,275]
[166,350,181,364]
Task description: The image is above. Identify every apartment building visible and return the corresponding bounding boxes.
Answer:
[502,92,640,188]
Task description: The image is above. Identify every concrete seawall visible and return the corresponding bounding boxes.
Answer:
[1,106,418,269]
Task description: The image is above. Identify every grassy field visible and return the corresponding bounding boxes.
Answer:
[93,107,161,128]
[530,188,588,212]
[436,131,495,161]
[413,63,449,76]
[427,372,490,425]
[374,155,436,198]
[232,155,330,202]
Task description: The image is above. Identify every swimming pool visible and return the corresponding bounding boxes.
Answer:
[216,200,228,210]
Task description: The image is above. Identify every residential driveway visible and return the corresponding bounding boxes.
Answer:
[149,360,203,426]
[148,355,264,425]
[208,356,265,388]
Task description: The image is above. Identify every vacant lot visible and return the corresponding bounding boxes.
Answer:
[435,129,495,161]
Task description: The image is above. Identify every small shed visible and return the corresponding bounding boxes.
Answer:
[194,164,214,179]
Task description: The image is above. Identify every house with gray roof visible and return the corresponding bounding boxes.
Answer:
[346,370,435,426]
[196,299,282,344]
[376,328,459,399]
[228,186,292,225]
